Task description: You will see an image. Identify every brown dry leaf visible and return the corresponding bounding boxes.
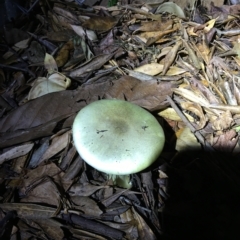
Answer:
[135,19,173,32]
[233,56,240,68]
[70,228,107,240]
[157,46,172,59]
[101,218,135,239]
[232,40,240,58]
[119,207,134,223]
[69,53,114,78]
[105,76,173,111]
[61,213,125,239]
[189,77,220,104]
[203,19,216,32]
[211,129,238,152]
[233,79,240,105]
[101,189,129,207]
[19,162,64,196]
[53,6,79,23]
[134,63,163,75]
[210,56,231,72]
[69,182,109,197]
[122,5,161,21]
[0,86,104,148]
[204,0,224,10]
[82,16,118,31]
[219,81,237,106]
[46,30,76,42]
[180,102,208,129]
[132,207,156,240]
[134,63,186,76]
[158,108,194,122]
[71,196,103,217]
[0,143,34,164]
[61,155,83,184]
[187,26,199,37]
[33,219,64,240]
[0,203,57,219]
[211,110,234,131]
[71,23,85,37]
[165,66,186,75]
[173,87,210,107]
[221,4,240,14]
[37,130,71,164]
[145,28,177,46]
[55,40,74,67]
[138,31,169,43]
[14,38,29,49]
[181,39,201,69]
[20,179,61,206]
[208,104,240,114]
[99,29,118,54]
[44,53,58,74]
[175,127,202,151]
[196,42,211,64]
[162,40,182,75]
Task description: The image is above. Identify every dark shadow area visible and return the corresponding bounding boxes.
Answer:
[161,150,240,240]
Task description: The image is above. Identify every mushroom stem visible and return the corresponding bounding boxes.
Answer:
[108,174,132,189]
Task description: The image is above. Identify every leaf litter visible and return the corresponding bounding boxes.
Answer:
[1,0,240,239]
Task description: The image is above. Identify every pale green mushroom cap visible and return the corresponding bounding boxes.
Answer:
[72,99,165,175]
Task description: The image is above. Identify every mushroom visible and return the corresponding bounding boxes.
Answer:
[72,99,165,188]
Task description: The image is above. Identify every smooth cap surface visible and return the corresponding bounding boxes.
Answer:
[72,99,165,175]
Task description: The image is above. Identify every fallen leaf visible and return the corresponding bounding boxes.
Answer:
[33,219,64,240]
[158,107,194,122]
[18,162,64,197]
[132,207,156,240]
[82,16,118,31]
[134,63,163,75]
[71,196,103,217]
[211,129,238,152]
[156,2,186,19]
[0,143,34,164]
[135,19,173,32]
[55,40,74,67]
[0,203,57,219]
[69,53,114,78]
[211,110,234,131]
[180,102,208,129]
[37,130,71,164]
[28,73,71,100]
[105,76,173,111]
[69,182,109,197]
[176,127,201,151]
[162,40,182,75]
[44,53,58,74]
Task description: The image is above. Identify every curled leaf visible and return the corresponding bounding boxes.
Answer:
[180,102,208,129]
[28,73,71,100]
[156,2,186,19]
